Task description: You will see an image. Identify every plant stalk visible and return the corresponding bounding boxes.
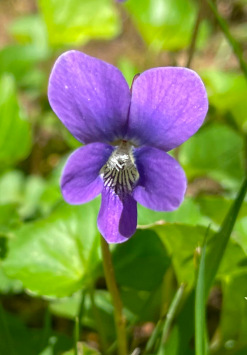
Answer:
[157,283,186,354]
[100,236,127,355]
[207,0,247,80]
[187,0,205,68]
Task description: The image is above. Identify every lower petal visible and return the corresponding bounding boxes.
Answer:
[133,146,187,211]
[98,189,137,243]
[61,143,113,204]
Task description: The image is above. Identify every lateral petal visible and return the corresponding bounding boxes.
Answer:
[61,143,113,204]
[133,146,187,211]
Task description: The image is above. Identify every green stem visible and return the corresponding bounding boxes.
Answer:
[77,289,86,335]
[157,284,186,354]
[207,0,247,80]
[41,309,52,351]
[244,133,247,175]
[74,317,79,355]
[144,319,163,354]
[0,303,16,355]
[74,289,86,355]
[108,287,161,354]
[100,236,127,355]
[195,237,208,355]
[88,286,109,352]
[144,268,175,354]
[206,1,247,182]
[187,0,205,68]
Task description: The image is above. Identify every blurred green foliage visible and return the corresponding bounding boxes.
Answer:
[39,0,121,46]
[1,0,247,354]
[125,0,209,51]
[0,75,32,167]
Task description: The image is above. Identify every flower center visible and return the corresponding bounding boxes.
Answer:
[100,141,139,196]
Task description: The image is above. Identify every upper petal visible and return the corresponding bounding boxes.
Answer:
[133,146,187,211]
[61,143,113,204]
[127,67,208,151]
[48,51,131,144]
[98,189,137,244]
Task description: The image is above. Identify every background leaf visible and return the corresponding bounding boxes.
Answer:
[179,123,244,187]
[125,0,209,51]
[3,200,101,297]
[39,0,121,46]
[113,229,170,291]
[0,75,32,167]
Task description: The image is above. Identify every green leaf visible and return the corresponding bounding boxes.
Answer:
[201,70,247,131]
[120,286,162,322]
[117,57,139,87]
[0,45,48,87]
[196,195,247,226]
[39,0,120,46]
[164,291,195,355]
[179,123,244,186]
[0,305,36,355]
[0,171,24,204]
[234,217,247,255]
[0,171,47,219]
[3,200,101,297]
[62,343,100,355]
[159,180,247,353]
[0,204,20,234]
[138,197,204,227]
[9,15,48,49]
[50,290,115,343]
[153,221,247,292]
[157,284,186,355]
[205,178,247,296]
[5,15,50,90]
[113,229,170,291]
[217,240,247,278]
[0,306,72,355]
[219,273,247,352]
[125,0,209,51]
[0,267,23,294]
[154,224,210,289]
[18,175,46,218]
[0,75,32,167]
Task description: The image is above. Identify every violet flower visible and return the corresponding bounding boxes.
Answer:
[48,51,208,243]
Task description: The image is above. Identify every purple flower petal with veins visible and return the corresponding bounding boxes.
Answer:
[48,50,208,244]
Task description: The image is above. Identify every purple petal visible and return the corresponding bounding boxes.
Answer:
[133,146,186,211]
[98,189,137,243]
[127,67,208,151]
[48,51,131,144]
[61,143,113,204]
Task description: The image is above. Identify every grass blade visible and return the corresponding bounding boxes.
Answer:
[157,284,186,355]
[195,235,208,355]
[207,0,247,80]
[205,178,247,296]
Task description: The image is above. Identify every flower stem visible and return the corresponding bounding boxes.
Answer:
[100,236,127,355]
[186,0,205,68]
[207,0,247,80]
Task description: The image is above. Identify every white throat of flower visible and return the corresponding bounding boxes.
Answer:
[100,141,139,196]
